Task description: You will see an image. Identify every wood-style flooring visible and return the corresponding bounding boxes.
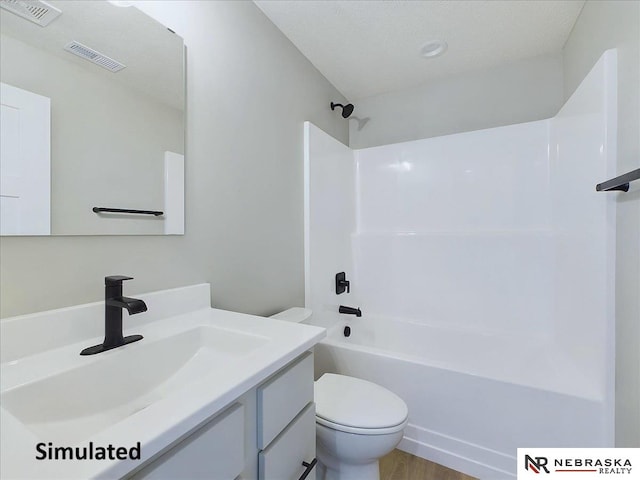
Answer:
[380,449,478,480]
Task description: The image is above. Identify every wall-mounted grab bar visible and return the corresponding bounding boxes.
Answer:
[92,207,164,216]
[596,168,640,192]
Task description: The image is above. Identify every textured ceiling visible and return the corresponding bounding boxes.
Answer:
[254,0,585,100]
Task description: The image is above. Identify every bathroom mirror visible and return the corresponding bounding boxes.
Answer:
[0,0,184,235]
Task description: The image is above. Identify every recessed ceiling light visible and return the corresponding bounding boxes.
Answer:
[107,1,135,7]
[420,40,447,58]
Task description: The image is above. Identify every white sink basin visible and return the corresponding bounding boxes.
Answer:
[2,325,268,444]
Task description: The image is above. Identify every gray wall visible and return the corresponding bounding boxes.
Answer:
[349,53,564,149]
[563,0,640,448]
[0,1,348,317]
[0,34,183,235]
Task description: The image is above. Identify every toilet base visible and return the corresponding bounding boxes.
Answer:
[316,458,380,480]
[315,421,405,480]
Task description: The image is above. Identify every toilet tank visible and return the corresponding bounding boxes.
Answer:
[269,307,312,323]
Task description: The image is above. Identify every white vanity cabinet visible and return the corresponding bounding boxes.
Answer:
[128,352,316,480]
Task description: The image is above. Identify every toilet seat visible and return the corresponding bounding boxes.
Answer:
[314,374,408,435]
[316,415,408,435]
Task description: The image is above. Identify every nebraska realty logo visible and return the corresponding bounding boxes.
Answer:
[517,449,640,478]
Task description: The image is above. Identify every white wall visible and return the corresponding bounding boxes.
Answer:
[563,0,640,448]
[0,1,348,318]
[354,121,555,339]
[349,53,564,149]
[549,52,618,434]
[303,122,355,329]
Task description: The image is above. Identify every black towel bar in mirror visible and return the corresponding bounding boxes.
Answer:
[92,207,164,216]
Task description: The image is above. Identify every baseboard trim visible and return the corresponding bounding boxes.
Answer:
[397,424,516,480]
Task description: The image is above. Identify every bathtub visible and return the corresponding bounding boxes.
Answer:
[309,314,608,480]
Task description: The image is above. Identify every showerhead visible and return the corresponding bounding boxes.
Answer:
[331,102,354,119]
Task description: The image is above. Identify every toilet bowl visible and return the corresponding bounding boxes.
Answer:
[270,309,409,480]
[314,373,408,480]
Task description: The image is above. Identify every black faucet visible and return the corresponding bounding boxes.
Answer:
[339,305,362,317]
[80,276,146,356]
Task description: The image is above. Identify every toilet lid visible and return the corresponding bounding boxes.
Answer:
[314,374,408,430]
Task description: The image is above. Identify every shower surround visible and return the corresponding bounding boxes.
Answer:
[304,50,617,478]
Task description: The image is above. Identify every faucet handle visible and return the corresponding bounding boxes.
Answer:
[335,272,350,295]
[105,275,134,286]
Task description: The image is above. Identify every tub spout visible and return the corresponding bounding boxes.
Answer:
[339,305,362,317]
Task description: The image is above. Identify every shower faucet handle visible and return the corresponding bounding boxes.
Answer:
[335,272,350,295]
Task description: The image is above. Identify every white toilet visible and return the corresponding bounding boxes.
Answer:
[270,308,409,480]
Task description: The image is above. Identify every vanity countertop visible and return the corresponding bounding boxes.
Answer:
[0,284,325,479]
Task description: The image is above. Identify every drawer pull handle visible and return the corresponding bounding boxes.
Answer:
[299,458,317,480]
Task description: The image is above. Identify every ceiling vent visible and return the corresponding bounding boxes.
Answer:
[64,41,126,72]
[0,0,62,27]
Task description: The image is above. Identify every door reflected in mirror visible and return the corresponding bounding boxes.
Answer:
[0,0,185,235]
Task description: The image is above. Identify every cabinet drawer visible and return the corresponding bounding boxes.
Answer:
[257,351,313,449]
[259,403,316,480]
[131,403,244,480]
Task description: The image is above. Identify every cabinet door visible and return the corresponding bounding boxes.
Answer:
[259,403,316,480]
[131,403,244,480]
[257,352,313,449]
